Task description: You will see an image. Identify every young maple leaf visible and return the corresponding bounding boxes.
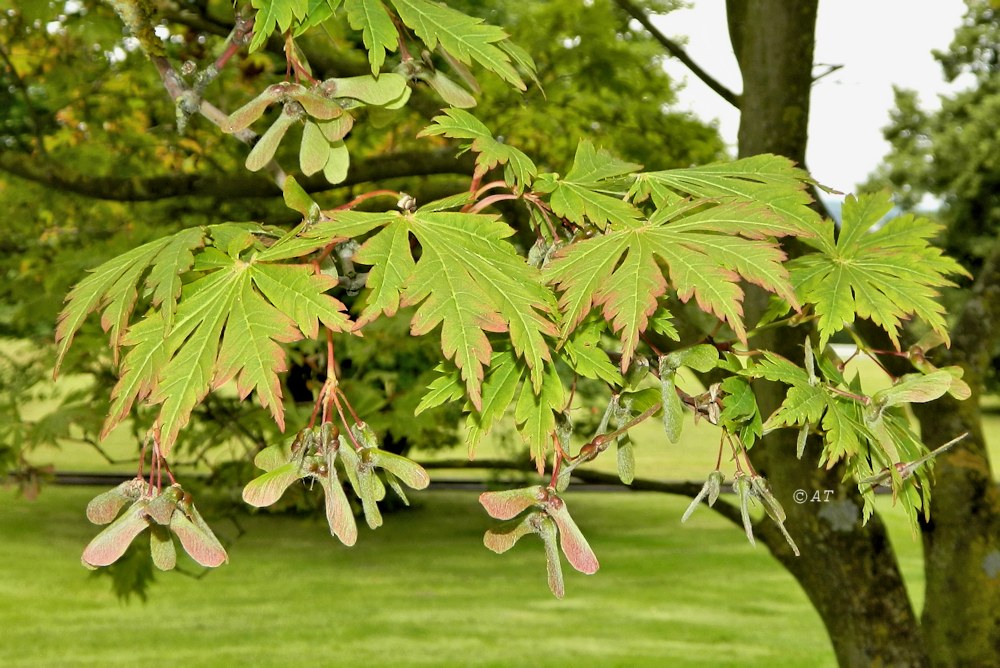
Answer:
[54,229,206,372]
[546,199,800,370]
[790,192,968,348]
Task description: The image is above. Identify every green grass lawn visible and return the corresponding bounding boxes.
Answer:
[0,485,931,668]
[2,342,986,665]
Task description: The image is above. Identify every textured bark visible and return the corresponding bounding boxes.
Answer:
[914,247,1000,666]
[727,2,928,665]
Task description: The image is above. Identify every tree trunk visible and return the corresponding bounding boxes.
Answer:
[726,2,927,664]
[914,247,1000,666]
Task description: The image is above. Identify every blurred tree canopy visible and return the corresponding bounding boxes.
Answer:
[0,0,723,469]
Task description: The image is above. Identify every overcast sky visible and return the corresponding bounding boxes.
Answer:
[655,1,970,193]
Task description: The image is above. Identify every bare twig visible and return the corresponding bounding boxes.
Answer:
[613,0,741,109]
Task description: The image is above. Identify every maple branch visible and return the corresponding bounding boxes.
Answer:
[159,5,371,80]
[612,0,741,109]
[0,149,475,202]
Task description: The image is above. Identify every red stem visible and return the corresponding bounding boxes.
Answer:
[473,180,507,201]
[337,387,362,425]
[214,40,242,72]
[331,189,401,211]
[549,433,564,487]
[469,193,519,214]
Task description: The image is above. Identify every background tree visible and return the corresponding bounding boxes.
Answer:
[618,0,1000,663]
[865,1,1000,662]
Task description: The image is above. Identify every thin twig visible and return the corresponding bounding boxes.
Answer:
[612,0,741,109]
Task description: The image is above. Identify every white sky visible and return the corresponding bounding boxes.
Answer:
[656,1,969,193]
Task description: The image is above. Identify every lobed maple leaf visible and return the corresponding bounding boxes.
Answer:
[534,141,643,230]
[54,229,206,372]
[546,199,800,370]
[790,192,968,348]
[249,0,309,52]
[57,224,354,456]
[389,0,528,89]
[351,209,556,408]
[345,0,396,74]
[630,153,824,237]
[418,109,537,190]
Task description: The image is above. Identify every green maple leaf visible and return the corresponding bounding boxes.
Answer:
[562,322,623,386]
[55,229,208,371]
[535,141,643,230]
[466,351,524,453]
[295,0,343,35]
[214,272,302,425]
[418,109,537,190]
[351,210,555,408]
[345,0,397,74]
[790,192,968,348]
[389,0,526,89]
[514,363,565,472]
[250,0,309,52]
[68,232,349,456]
[144,257,349,454]
[546,200,799,370]
[630,153,823,237]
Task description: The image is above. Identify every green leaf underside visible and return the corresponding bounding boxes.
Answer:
[790,192,966,348]
[415,363,465,415]
[546,199,797,369]
[390,0,525,89]
[355,211,554,408]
